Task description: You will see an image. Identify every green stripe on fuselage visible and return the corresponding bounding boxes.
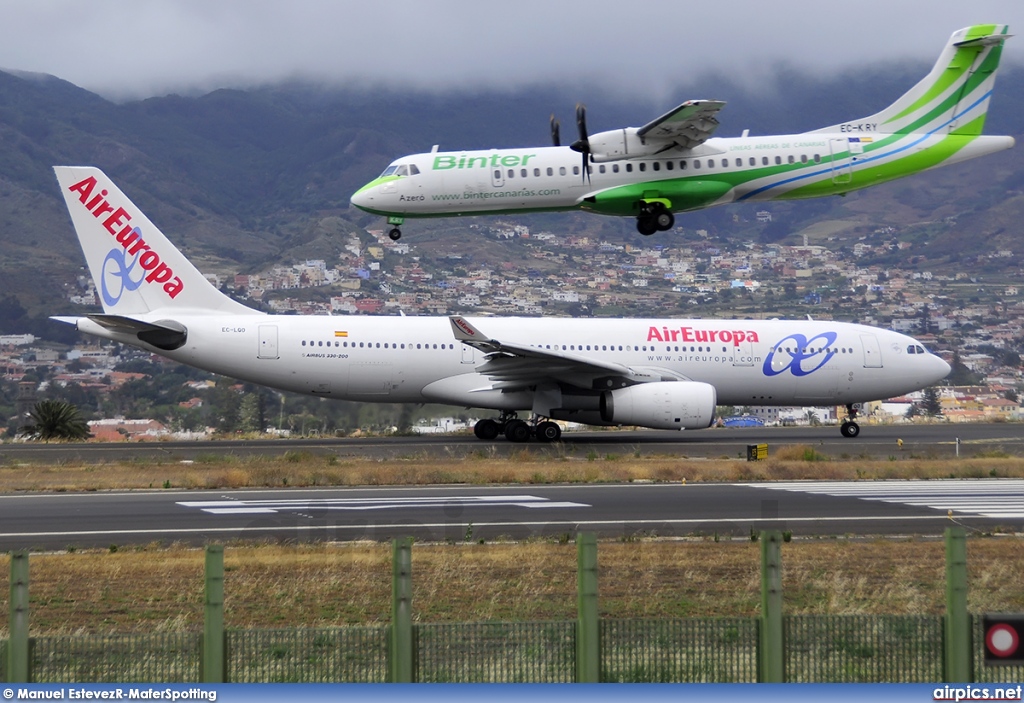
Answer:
[783,133,979,199]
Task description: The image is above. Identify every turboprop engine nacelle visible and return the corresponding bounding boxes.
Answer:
[587,128,668,163]
[600,381,717,430]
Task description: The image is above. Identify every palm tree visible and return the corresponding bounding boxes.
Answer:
[19,399,92,441]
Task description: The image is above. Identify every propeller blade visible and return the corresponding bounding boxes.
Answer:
[550,114,560,147]
[569,103,589,153]
[575,103,590,184]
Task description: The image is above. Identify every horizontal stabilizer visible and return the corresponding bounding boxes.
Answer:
[51,314,188,351]
[91,314,188,350]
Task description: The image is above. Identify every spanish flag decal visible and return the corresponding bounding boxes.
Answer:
[335,331,348,338]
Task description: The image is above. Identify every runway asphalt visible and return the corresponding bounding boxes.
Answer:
[0,422,1019,463]
[1,478,1021,550]
[1,423,1020,549]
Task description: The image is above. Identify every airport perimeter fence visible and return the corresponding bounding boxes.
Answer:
[4,529,1024,684]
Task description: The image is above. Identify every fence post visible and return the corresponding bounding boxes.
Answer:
[576,532,599,683]
[758,530,784,682]
[8,550,29,683]
[390,537,414,683]
[944,527,972,682]
[202,545,225,684]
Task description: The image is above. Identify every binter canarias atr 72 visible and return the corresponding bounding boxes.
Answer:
[351,25,1014,241]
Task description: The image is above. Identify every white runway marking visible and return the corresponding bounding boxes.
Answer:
[744,479,1024,519]
[177,494,591,515]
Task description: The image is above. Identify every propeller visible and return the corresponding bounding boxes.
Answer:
[550,114,560,147]
[568,103,591,183]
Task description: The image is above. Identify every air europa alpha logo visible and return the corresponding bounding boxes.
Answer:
[762,332,837,377]
[68,177,184,300]
[101,245,145,307]
[647,326,759,347]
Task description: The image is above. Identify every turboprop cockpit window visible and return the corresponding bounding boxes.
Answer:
[393,164,420,177]
[380,165,399,177]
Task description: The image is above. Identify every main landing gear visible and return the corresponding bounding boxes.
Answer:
[473,412,562,443]
[636,201,675,236]
[388,228,402,241]
[840,403,861,438]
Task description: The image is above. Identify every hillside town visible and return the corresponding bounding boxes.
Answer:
[3,215,1022,439]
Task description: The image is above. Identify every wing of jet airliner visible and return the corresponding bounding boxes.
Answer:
[448,316,683,392]
[636,100,726,150]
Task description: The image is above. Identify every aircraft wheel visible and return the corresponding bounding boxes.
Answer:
[655,210,675,231]
[535,421,562,443]
[504,419,532,442]
[474,419,500,440]
[388,228,402,241]
[636,217,658,236]
[840,421,860,438]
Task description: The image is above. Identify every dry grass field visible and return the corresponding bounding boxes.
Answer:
[1,445,1023,492]
[1,448,1023,637]
[1,533,1023,637]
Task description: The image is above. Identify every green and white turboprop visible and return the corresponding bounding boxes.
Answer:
[351,25,1014,240]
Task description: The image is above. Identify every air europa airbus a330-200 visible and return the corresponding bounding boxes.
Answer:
[53,167,949,441]
[351,25,1014,240]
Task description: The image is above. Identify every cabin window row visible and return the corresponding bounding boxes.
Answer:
[770,346,856,354]
[302,340,455,350]
[497,153,823,180]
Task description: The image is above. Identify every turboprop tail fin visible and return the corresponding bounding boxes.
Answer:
[53,166,258,316]
[812,24,1011,136]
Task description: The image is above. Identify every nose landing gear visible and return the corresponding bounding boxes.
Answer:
[386,216,404,241]
[841,404,861,438]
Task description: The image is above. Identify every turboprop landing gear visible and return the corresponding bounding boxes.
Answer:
[841,404,861,438]
[636,201,675,236]
[386,216,404,241]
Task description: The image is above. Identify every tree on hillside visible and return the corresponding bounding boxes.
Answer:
[239,391,265,434]
[19,399,91,441]
[944,351,982,386]
[921,387,943,417]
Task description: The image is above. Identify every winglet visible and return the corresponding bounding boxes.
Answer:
[450,315,485,342]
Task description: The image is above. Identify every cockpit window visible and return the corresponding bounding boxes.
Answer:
[907,344,927,355]
[385,164,421,178]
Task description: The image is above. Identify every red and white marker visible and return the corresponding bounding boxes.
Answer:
[987,623,1020,658]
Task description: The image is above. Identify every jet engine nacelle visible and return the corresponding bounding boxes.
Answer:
[587,128,667,163]
[600,381,717,430]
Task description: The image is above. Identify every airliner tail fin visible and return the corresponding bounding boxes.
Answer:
[812,24,1011,136]
[53,166,257,316]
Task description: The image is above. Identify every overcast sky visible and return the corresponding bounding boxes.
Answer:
[1,0,1022,101]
